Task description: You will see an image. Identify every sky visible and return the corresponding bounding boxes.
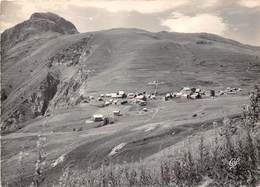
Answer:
[0,0,260,46]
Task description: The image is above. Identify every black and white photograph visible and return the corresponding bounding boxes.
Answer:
[1,0,260,186]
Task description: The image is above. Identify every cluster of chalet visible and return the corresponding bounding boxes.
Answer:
[218,87,242,96]
[97,91,149,106]
[92,91,149,122]
[93,110,122,122]
[91,86,242,122]
[164,87,215,101]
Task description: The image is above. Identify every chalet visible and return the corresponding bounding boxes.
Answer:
[118,91,126,98]
[136,95,146,101]
[139,100,147,106]
[127,93,135,98]
[113,110,121,116]
[104,101,111,106]
[93,114,104,122]
[190,93,201,99]
[111,93,118,98]
[121,100,128,105]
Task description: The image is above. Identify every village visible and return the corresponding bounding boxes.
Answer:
[78,85,243,125]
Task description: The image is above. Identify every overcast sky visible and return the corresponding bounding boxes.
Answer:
[1,0,260,46]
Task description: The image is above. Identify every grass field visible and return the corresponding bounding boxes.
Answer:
[1,95,251,186]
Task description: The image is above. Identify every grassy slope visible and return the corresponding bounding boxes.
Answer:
[1,95,249,185]
[2,29,260,124]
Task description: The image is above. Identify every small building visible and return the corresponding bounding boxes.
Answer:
[191,88,196,93]
[118,91,125,96]
[195,88,201,93]
[164,93,172,101]
[127,93,135,98]
[93,114,104,122]
[206,90,215,97]
[113,99,118,104]
[121,100,128,105]
[190,93,201,99]
[113,110,121,116]
[182,87,191,91]
[104,101,111,106]
[97,97,103,101]
[176,92,182,98]
[150,94,156,99]
[111,93,118,98]
[136,95,146,101]
[106,93,112,97]
[181,94,189,98]
[139,100,147,106]
[172,92,178,98]
[143,108,148,112]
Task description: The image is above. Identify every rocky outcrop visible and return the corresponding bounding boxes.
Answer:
[30,72,60,116]
[1,35,91,133]
[47,36,92,67]
[48,68,88,110]
[1,72,60,133]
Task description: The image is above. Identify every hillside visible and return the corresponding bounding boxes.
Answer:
[1,13,260,133]
[1,12,260,186]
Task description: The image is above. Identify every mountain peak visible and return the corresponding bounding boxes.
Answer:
[1,12,79,50]
[28,12,78,34]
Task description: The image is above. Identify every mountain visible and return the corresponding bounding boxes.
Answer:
[1,12,78,51]
[1,13,260,133]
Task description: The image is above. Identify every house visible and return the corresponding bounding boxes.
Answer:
[190,93,201,99]
[164,93,172,101]
[118,91,126,98]
[139,100,147,106]
[106,93,112,97]
[113,99,118,104]
[121,100,128,105]
[181,94,189,98]
[97,97,103,101]
[111,93,118,98]
[171,92,177,98]
[195,88,201,93]
[191,88,196,93]
[136,95,146,101]
[206,90,215,97]
[150,94,156,99]
[118,91,125,95]
[176,92,182,98]
[104,101,111,106]
[178,87,194,98]
[127,93,135,98]
[93,114,104,122]
[182,87,191,91]
[143,108,148,112]
[113,110,121,116]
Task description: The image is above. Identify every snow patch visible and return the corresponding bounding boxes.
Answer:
[108,143,127,156]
